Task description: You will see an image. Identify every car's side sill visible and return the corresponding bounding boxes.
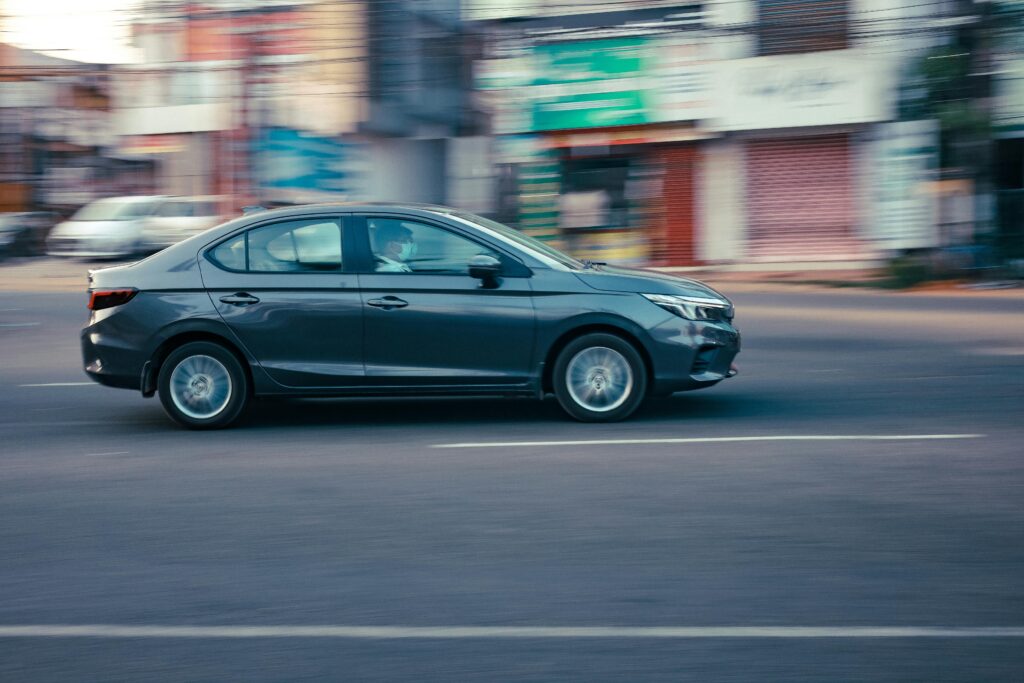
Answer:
[253,384,538,399]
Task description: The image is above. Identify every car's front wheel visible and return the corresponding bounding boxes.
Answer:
[158,341,249,429]
[553,333,647,422]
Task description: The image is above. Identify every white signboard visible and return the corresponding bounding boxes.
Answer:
[0,82,55,108]
[651,35,713,123]
[869,120,939,251]
[710,50,893,131]
[994,56,1024,133]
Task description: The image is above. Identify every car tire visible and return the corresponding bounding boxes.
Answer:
[553,333,647,422]
[158,341,249,429]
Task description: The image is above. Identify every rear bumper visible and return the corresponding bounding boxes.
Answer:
[81,328,143,391]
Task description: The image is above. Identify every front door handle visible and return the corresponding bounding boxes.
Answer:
[219,292,260,306]
[367,296,408,310]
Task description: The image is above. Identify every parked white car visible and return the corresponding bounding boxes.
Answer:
[139,196,226,253]
[47,196,169,259]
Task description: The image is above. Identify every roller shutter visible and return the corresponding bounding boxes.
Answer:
[746,135,864,261]
[654,145,698,266]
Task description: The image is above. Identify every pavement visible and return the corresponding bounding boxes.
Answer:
[1,268,1023,680]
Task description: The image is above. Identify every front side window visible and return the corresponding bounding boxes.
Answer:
[208,217,343,273]
[367,218,497,274]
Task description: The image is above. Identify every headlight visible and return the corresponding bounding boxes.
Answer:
[642,293,733,321]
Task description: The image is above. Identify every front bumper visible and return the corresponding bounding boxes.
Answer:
[647,317,741,395]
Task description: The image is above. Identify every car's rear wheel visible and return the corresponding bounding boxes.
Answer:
[553,333,647,422]
[158,341,249,429]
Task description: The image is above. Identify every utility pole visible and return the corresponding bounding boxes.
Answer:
[966,0,997,255]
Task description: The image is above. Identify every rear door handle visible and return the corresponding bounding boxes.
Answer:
[367,296,408,310]
[219,292,260,306]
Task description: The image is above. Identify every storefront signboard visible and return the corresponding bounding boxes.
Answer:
[710,50,892,131]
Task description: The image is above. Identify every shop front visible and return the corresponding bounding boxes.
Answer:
[711,49,894,263]
[482,32,713,266]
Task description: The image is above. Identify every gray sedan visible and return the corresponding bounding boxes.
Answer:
[82,203,740,428]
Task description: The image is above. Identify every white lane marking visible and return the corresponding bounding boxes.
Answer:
[0,625,1023,639]
[899,375,982,381]
[433,434,985,449]
[0,308,23,312]
[0,322,39,328]
[19,382,97,387]
[969,347,1024,357]
[85,451,130,457]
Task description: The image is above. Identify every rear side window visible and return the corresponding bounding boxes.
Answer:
[209,234,245,270]
[207,218,343,273]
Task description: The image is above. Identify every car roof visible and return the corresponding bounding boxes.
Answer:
[247,201,456,215]
[234,202,461,221]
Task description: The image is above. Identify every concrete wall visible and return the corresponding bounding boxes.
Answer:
[362,138,447,204]
[446,137,496,215]
[158,132,214,196]
[698,139,746,262]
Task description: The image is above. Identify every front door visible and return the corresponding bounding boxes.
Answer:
[356,215,536,387]
[199,215,365,388]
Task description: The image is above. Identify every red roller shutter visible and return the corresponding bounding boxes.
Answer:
[653,145,699,266]
[746,134,864,261]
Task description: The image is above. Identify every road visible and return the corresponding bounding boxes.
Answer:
[1,280,1023,681]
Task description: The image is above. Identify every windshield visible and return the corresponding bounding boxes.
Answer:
[448,211,583,270]
[73,199,156,222]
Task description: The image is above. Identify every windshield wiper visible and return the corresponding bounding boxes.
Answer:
[581,260,607,270]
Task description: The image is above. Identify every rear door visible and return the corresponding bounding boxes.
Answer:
[354,214,536,387]
[199,214,365,388]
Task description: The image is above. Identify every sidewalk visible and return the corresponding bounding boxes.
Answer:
[662,265,1024,298]
[0,257,98,293]
[0,256,1020,298]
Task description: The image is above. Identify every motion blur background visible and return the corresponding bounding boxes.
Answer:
[1,0,1022,277]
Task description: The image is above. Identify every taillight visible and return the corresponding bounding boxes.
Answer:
[88,288,138,311]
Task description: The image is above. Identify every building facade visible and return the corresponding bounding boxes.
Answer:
[471,0,947,267]
[0,45,129,212]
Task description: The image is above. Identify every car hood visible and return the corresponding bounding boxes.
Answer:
[573,265,730,302]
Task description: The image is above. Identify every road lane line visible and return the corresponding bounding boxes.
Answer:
[0,322,40,328]
[1,625,1023,639]
[19,382,97,387]
[85,451,130,457]
[433,434,985,449]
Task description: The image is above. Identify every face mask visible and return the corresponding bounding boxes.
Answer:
[399,242,416,261]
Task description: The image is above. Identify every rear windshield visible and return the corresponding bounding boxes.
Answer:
[73,199,156,222]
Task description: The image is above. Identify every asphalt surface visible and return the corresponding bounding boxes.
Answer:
[1,281,1023,681]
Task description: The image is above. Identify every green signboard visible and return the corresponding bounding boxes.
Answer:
[531,37,652,131]
[477,35,711,134]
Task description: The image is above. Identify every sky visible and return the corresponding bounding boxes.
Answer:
[2,0,138,63]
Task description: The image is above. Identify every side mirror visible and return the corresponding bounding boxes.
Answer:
[468,254,502,284]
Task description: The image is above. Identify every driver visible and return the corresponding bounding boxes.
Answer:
[374,223,416,272]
